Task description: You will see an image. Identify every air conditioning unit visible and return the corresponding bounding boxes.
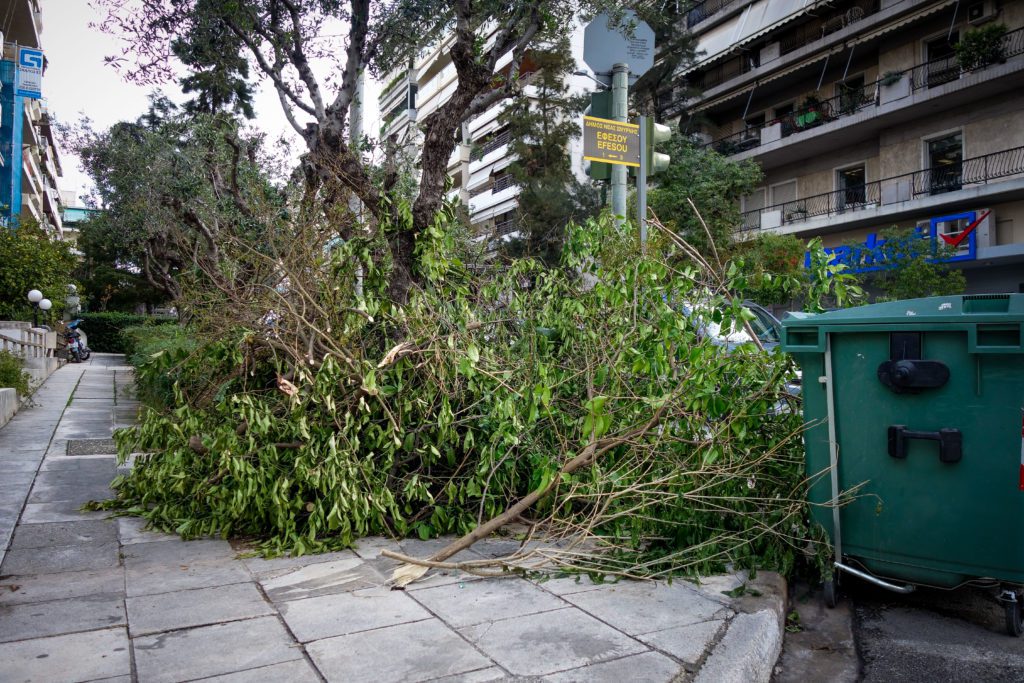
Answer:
[967,0,997,26]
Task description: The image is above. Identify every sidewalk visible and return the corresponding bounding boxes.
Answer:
[0,356,787,682]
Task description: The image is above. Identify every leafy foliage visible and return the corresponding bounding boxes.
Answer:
[79,312,177,354]
[733,233,807,306]
[0,220,78,321]
[647,138,763,257]
[0,351,31,395]
[497,39,600,264]
[95,209,816,579]
[857,228,967,302]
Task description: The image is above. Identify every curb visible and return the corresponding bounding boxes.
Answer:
[694,572,787,683]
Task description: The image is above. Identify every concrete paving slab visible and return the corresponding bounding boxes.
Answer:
[543,650,681,682]
[306,617,493,683]
[279,585,432,642]
[412,576,566,628]
[533,575,610,596]
[426,667,507,683]
[637,618,726,665]
[459,607,647,677]
[117,516,179,545]
[0,459,43,472]
[27,483,113,505]
[0,627,131,683]
[0,568,125,606]
[20,501,108,524]
[1,540,120,575]
[0,471,36,488]
[133,616,304,683]
[121,538,237,568]
[125,560,253,598]
[10,520,118,549]
[560,580,731,636]
[126,581,273,636]
[241,547,361,579]
[695,610,781,683]
[0,592,126,642]
[258,556,384,602]
[189,658,322,682]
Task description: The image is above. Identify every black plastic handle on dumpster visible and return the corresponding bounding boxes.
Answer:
[888,425,962,463]
[877,359,950,394]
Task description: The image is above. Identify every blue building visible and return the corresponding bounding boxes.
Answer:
[0,0,63,235]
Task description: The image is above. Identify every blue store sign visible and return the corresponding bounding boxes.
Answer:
[804,211,981,273]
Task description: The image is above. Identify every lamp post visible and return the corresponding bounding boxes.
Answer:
[27,289,42,328]
[39,298,52,327]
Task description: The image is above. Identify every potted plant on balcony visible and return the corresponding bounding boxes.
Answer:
[785,204,808,221]
[955,23,1008,71]
[796,94,829,129]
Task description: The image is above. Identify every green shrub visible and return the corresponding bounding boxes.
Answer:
[78,312,176,353]
[122,324,196,407]
[0,351,31,395]
[955,23,1008,71]
[0,220,78,321]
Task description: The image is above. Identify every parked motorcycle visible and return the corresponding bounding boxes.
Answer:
[64,319,91,362]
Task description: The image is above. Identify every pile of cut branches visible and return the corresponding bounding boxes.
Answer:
[96,206,823,580]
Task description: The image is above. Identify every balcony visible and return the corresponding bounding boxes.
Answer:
[706,27,1024,166]
[685,0,745,30]
[468,173,516,199]
[738,145,1024,235]
[470,129,511,161]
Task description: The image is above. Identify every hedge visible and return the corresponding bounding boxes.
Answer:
[78,312,178,353]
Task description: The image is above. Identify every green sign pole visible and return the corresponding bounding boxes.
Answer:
[638,115,647,247]
[611,63,629,226]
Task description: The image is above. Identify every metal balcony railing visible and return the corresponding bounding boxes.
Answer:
[471,129,512,161]
[494,219,517,237]
[779,2,879,56]
[686,0,743,28]
[708,80,877,155]
[735,145,1024,234]
[910,26,1024,90]
[468,174,517,199]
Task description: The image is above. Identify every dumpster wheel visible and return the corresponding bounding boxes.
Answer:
[1003,588,1023,637]
[823,578,838,609]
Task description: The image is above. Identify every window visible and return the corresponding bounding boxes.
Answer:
[771,180,797,206]
[742,188,766,213]
[926,133,963,194]
[925,32,959,88]
[837,165,867,210]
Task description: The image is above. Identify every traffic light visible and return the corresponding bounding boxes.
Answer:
[586,91,612,181]
[646,119,672,175]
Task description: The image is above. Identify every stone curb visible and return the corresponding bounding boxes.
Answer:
[695,572,787,683]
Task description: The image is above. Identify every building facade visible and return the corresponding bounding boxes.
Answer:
[681,0,1024,293]
[0,0,63,236]
[377,27,594,242]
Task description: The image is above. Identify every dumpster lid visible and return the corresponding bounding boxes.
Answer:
[781,294,1024,327]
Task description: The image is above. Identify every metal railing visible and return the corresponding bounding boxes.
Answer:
[910,27,1024,91]
[709,80,877,155]
[736,145,1024,233]
[686,0,743,28]
[494,219,518,237]
[468,174,517,199]
[779,2,878,56]
[471,129,512,161]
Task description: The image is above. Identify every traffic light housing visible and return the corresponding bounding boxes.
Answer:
[646,119,672,175]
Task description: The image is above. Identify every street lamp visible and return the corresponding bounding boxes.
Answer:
[27,289,43,327]
[39,298,52,327]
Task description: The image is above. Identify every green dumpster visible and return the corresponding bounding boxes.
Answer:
[782,294,1024,635]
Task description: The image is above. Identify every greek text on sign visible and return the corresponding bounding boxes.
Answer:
[583,116,640,167]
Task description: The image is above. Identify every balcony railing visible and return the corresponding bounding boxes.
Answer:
[468,174,517,199]
[707,28,1024,157]
[471,129,512,161]
[910,26,1024,90]
[494,218,517,237]
[686,0,743,28]
[736,145,1024,234]
[779,2,879,56]
[709,80,877,155]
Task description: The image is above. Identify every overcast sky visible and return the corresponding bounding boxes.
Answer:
[43,0,380,202]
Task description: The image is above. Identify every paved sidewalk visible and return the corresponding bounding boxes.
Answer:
[0,356,786,682]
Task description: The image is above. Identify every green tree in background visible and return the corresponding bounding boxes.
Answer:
[647,138,762,257]
[0,220,78,321]
[859,227,967,301]
[498,39,600,264]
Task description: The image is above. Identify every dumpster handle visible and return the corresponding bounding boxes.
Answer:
[888,425,963,463]
[822,334,843,565]
[835,562,916,594]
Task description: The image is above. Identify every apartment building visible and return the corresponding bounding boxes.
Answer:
[377,27,594,240]
[680,0,1024,293]
[0,0,63,236]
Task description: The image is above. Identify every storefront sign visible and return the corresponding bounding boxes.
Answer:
[805,211,980,273]
[16,47,43,99]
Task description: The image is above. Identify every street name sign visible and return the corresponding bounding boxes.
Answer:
[583,115,640,167]
[583,11,655,77]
